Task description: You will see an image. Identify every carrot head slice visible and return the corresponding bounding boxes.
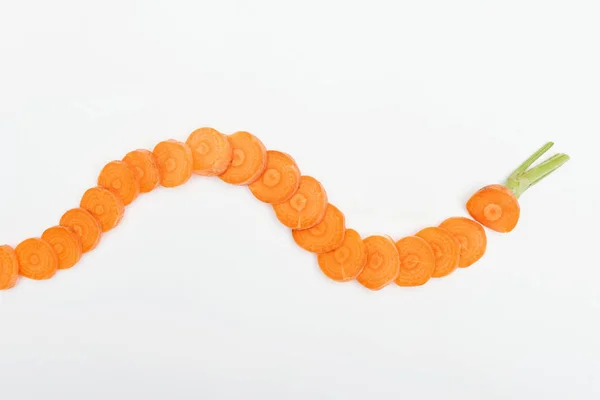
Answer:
[219,132,267,185]
[0,245,19,290]
[292,204,346,253]
[80,187,125,232]
[60,208,102,253]
[467,184,520,233]
[439,216,487,268]
[122,149,160,193]
[249,150,301,204]
[15,238,58,280]
[273,176,328,229]
[153,140,194,187]
[416,227,460,278]
[317,229,367,282]
[186,127,233,176]
[356,235,400,291]
[98,160,141,206]
[41,226,83,270]
[394,236,435,287]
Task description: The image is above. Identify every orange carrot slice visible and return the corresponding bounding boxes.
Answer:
[219,131,267,185]
[123,149,160,193]
[394,236,435,286]
[249,151,301,204]
[467,184,520,233]
[15,238,58,280]
[273,176,328,229]
[41,226,83,270]
[439,217,487,268]
[80,187,125,232]
[60,208,102,253]
[0,245,19,290]
[356,235,400,290]
[152,140,194,187]
[186,127,233,176]
[98,160,140,205]
[317,229,367,282]
[292,204,346,253]
[416,227,460,278]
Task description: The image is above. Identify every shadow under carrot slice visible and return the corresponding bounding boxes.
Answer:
[80,187,125,232]
[394,236,435,287]
[356,235,400,290]
[153,140,194,188]
[186,127,233,176]
[219,131,267,185]
[292,204,346,253]
[15,238,58,280]
[416,227,460,278]
[0,245,19,290]
[123,149,160,193]
[318,229,367,282]
[98,160,141,206]
[249,150,301,204]
[273,176,328,230]
[439,217,487,268]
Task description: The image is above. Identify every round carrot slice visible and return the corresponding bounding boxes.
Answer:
[416,227,460,278]
[60,208,102,253]
[356,235,400,291]
[273,176,328,229]
[317,229,367,282]
[292,204,346,253]
[249,151,301,204]
[439,216,487,268]
[186,127,233,176]
[98,160,140,205]
[15,238,58,280]
[394,236,435,287]
[0,245,19,290]
[219,131,267,185]
[41,226,83,270]
[153,140,194,187]
[467,184,520,233]
[123,149,160,193]
[80,187,125,232]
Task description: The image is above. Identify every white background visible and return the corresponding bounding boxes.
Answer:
[1,1,599,399]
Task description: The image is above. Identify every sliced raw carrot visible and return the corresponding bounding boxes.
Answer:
[152,140,194,187]
[317,229,367,282]
[292,204,345,253]
[0,245,19,290]
[356,235,400,291]
[416,227,460,278]
[123,149,160,193]
[186,127,233,176]
[249,151,301,204]
[273,176,328,229]
[467,184,520,233]
[41,226,83,270]
[60,208,102,253]
[80,187,125,232]
[219,131,267,185]
[439,216,487,268]
[98,160,140,205]
[15,238,58,280]
[394,236,435,287]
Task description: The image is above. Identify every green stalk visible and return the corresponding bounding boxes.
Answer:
[504,142,570,198]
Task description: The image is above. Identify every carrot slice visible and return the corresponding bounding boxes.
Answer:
[123,149,160,193]
[80,187,125,232]
[219,131,267,185]
[249,151,301,204]
[186,127,233,176]
[317,229,367,282]
[394,236,435,286]
[15,238,58,280]
[439,216,487,268]
[0,245,19,290]
[292,204,346,253]
[467,184,520,233]
[41,226,83,270]
[152,140,194,187]
[356,235,400,290]
[273,176,328,229]
[98,160,140,205]
[60,208,102,253]
[416,227,460,278]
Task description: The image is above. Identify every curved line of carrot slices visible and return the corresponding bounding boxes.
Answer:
[2,126,503,291]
